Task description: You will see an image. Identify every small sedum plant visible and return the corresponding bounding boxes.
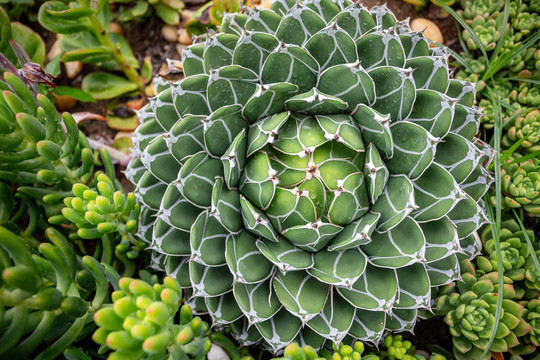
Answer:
[128,0,493,351]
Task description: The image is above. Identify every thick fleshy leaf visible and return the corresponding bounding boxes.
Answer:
[206,292,244,325]
[369,66,415,122]
[140,135,181,183]
[460,166,493,202]
[160,184,203,232]
[167,115,205,165]
[282,219,343,252]
[338,264,397,311]
[203,33,239,72]
[356,30,405,69]
[150,88,179,130]
[451,104,480,141]
[182,43,205,77]
[244,8,282,33]
[426,253,460,286]
[370,5,397,29]
[261,44,319,93]
[190,262,233,297]
[190,211,228,266]
[137,171,168,209]
[307,247,367,286]
[226,231,274,283]
[212,178,243,233]
[446,79,476,107]
[385,308,417,331]
[274,5,326,46]
[327,212,380,251]
[204,104,248,157]
[306,290,355,342]
[408,89,454,138]
[371,175,417,231]
[233,31,279,73]
[304,24,357,71]
[166,256,191,287]
[394,264,430,309]
[221,129,247,189]
[285,88,348,115]
[362,216,425,268]
[385,121,436,180]
[364,144,389,204]
[240,151,277,210]
[256,238,314,272]
[233,278,281,323]
[247,112,290,156]
[406,56,449,92]
[305,0,341,22]
[447,194,487,239]
[326,171,369,225]
[421,217,460,262]
[243,83,298,122]
[240,196,280,242]
[173,74,211,117]
[352,104,393,158]
[349,309,385,344]
[334,4,376,40]
[207,65,259,111]
[255,308,302,352]
[318,63,375,110]
[273,270,329,321]
[435,133,481,184]
[411,163,459,222]
[177,152,223,207]
[399,31,429,58]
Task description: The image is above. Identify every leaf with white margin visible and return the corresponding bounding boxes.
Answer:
[232,31,279,74]
[160,184,203,232]
[203,33,239,72]
[205,292,244,325]
[319,63,375,112]
[334,3,376,40]
[362,216,425,268]
[352,104,393,158]
[293,327,326,350]
[305,0,341,22]
[356,30,405,70]
[274,5,326,46]
[450,104,481,141]
[371,175,417,231]
[273,270,329,322]
[221,129,247,189]
[240,195,279,242]
[247,112,290,157]
[447,194,488,239]
[212,178,243,233]
[226,231,274,283]
[348,309,385,344]
[125,158,146,185]
[221,13,247,37]
[244,8,282,33]
[189,262,233,297]
[167,115,205,165]
[206,65,259,111]
[307,247,367,287]
[411,163,460,222]
[315,114,365,151]
[281,219,343,252]
[204,105,248,157]
[230,318,263,346]
[190,211,228,266]
[137,171,168,209]
[364,144,389,204]
[369,66,415,122]
[177,151,223,207]
[285,88,348,115]
[140,135,181,183]
[399,31,429,59]
[306,289,356,342]
[327,212,380,251]
[435,133,482,184]
[165,255,191,287]
[385,308,417,332]
[256,237,314,272]
[385,121,437,181]
[152,218,191,255]
[407,89,454,139]
[420,216,461,262]
[261,43,319,93]
[240,151,277,210]
[233,278,281,324]
[393,263,431,309]
[182,43,205,77]
[337,263,397,311]
[150,88,178,131]
[406,56,449,93]
[172,74,210,117]
[426,253,461,286]
[137,205,157,244]
[244,84,298,124]
[446,79,476,107]
[459,233,481,260]
[304,23,358,71]
[326,171,370,225]
[255,308,303,352]
[132,110,163,152]
[370,5,397,29]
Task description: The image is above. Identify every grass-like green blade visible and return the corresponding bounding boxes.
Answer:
[513,209,540,278]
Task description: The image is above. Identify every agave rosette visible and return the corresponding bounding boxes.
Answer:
[127,0,493,351]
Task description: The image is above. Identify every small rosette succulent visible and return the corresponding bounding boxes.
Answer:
[437,273,530,360]
[127,0,493,351]
[476,219,534,281]
[462,16,502,52]
[458,0,504,21]
[493,154,540,216]
[502,109,540,153]
[277,341,372,360]
[93,276,213,360]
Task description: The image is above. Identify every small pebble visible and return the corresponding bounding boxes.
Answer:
[176,44,183,58]
[178,28,192,46]
[54,94,77,111]
[65,61,83,79]
[411,18,443,46]
[263,0,272,9]
[47,39,61,61]
[208,344,229,360]
[181,9,194,22]
[162,25,179,43]
[108,22,123,35]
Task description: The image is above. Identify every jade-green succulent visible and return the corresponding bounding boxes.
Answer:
[127,0,493,351]
[493,154,540,216]
[462,16,502,52]
[458,0,504,21]
[93,276,213,360]
[502,109,540,154]
[437,272,530,360]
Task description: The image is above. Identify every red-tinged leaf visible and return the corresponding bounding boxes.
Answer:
[106,114,139,131]
[72,112,108,124]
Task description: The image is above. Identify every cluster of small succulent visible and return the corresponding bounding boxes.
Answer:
[110,0,185,25]
[93,275,213,360]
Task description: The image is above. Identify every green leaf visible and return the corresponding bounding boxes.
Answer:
[38,1,91,33]
[81,72,138,100]
[10,22,46,66]
[50,86,96,103]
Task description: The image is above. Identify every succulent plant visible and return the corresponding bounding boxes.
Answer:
[522,299,540,349]
[502,109,540,154]
[93,276,213,360]
[462,16,502,52]
[524,249,540,292]
[127,0,493,351]
[111,0,185,26]
[510,83,540,108]
[476,220,535,281]
[458,0,503,21]
[437,272,531,360]
[492,154,540,216]
[0,226,110,359]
